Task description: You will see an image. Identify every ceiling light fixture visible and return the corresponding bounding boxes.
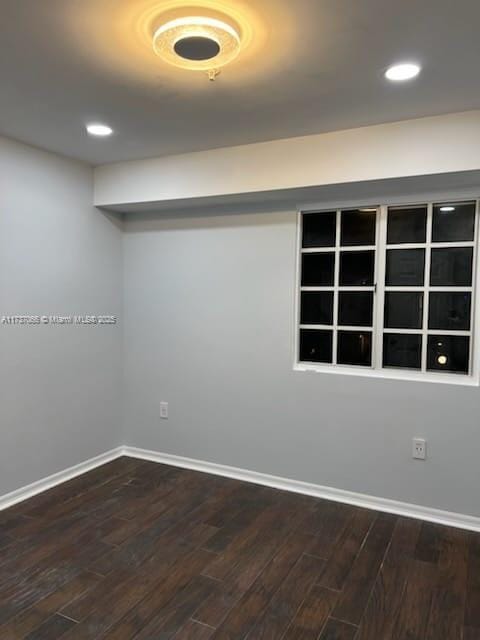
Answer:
[153,16,241,80]
[86,123,113,137]
[385,63,421,82]
[440,206,455,212]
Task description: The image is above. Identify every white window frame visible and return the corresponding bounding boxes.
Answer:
[294,199,480,386]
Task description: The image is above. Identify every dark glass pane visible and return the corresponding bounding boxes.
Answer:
[338,292,373,326]
[430,248,473,286]
[428,292,471,331]
[387,206,427,244]
[383,334,422,369]
[337,331,372,366]
[427,335,469,374]
[432,202,475,243]
[302,212,336,248]
[384,292,423,329]
[341,209,376,246]
[386,249,425,286]
[299,329,333,363]
[339,251,375,286]
[300,292,334,325]
[301,253,335,286]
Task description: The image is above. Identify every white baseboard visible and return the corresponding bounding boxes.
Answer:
[0,446,124,512]
[2,444,479,533]
[124,446,480,533]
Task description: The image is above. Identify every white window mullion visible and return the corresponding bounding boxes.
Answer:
[385,328,470,336]
[374,206,387,370]
[332,210,341,364]
[300,324,336,330]
[294,211,303,367]
[301,286,376,292]
[385,286,473,293]
[301,247,336,254]
[469,199,480,376]
[301,245,377,253]
[386,241,475,250]
[421,204,433,372]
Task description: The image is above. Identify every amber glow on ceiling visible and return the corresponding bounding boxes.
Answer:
[62,1,292,87]
[153,15,241,77]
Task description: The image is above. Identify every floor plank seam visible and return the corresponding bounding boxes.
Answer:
[329,615,359,628]
[304,550,329,561]
[352,519,397,632]
[56,611,80,623]
[190,618,216,630]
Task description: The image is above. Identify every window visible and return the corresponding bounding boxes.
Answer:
[296,201,479,382]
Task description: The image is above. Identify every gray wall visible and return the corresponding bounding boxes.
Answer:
[123,208,480,517]
[0,136,123,494]
[2,132,479,519]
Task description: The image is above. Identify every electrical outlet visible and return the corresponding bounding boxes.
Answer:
[160,401,168,419]
[413,438,426,460]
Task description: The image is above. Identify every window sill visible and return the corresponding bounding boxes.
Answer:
[293,362,480,386]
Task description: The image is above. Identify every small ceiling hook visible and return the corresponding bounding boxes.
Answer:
[207,69,221,81]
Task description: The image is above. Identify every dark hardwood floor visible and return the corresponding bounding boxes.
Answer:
[0,456,478,639]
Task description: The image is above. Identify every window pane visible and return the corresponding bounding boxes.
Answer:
[338,292,373,326]
[341,209,376,246]
[386,249,425,286]
[301,253,335,286]
[300,292,334,325]
[430,247,473,286]
[339,251,375,286]
[302,212,336,248]
[427,335,469,374]
[384,292,423,329]
[387,206,427,244]
[432,202,475,243]
[428,292,471,331]
[383,334,422,369]
[337,331,372,366]
[299,329,333,363]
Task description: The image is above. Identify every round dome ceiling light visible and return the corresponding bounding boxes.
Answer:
[153,16,241,80]
[385,62,421,82]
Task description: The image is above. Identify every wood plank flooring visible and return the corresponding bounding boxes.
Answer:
[0,456,478,639]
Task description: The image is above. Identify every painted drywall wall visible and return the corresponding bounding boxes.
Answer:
[0,136,123,495]
[3,112,480,519]
[95,110,480,209]
[123,205,480,518]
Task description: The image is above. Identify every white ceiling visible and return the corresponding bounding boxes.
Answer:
[1,0,479,166]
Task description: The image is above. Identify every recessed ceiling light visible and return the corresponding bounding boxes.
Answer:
[440,206,455,212]
[153,16,241,80]
[86,123,113,137]
[385,63,421,82]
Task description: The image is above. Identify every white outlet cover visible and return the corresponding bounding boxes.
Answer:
[413,437,426,460]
